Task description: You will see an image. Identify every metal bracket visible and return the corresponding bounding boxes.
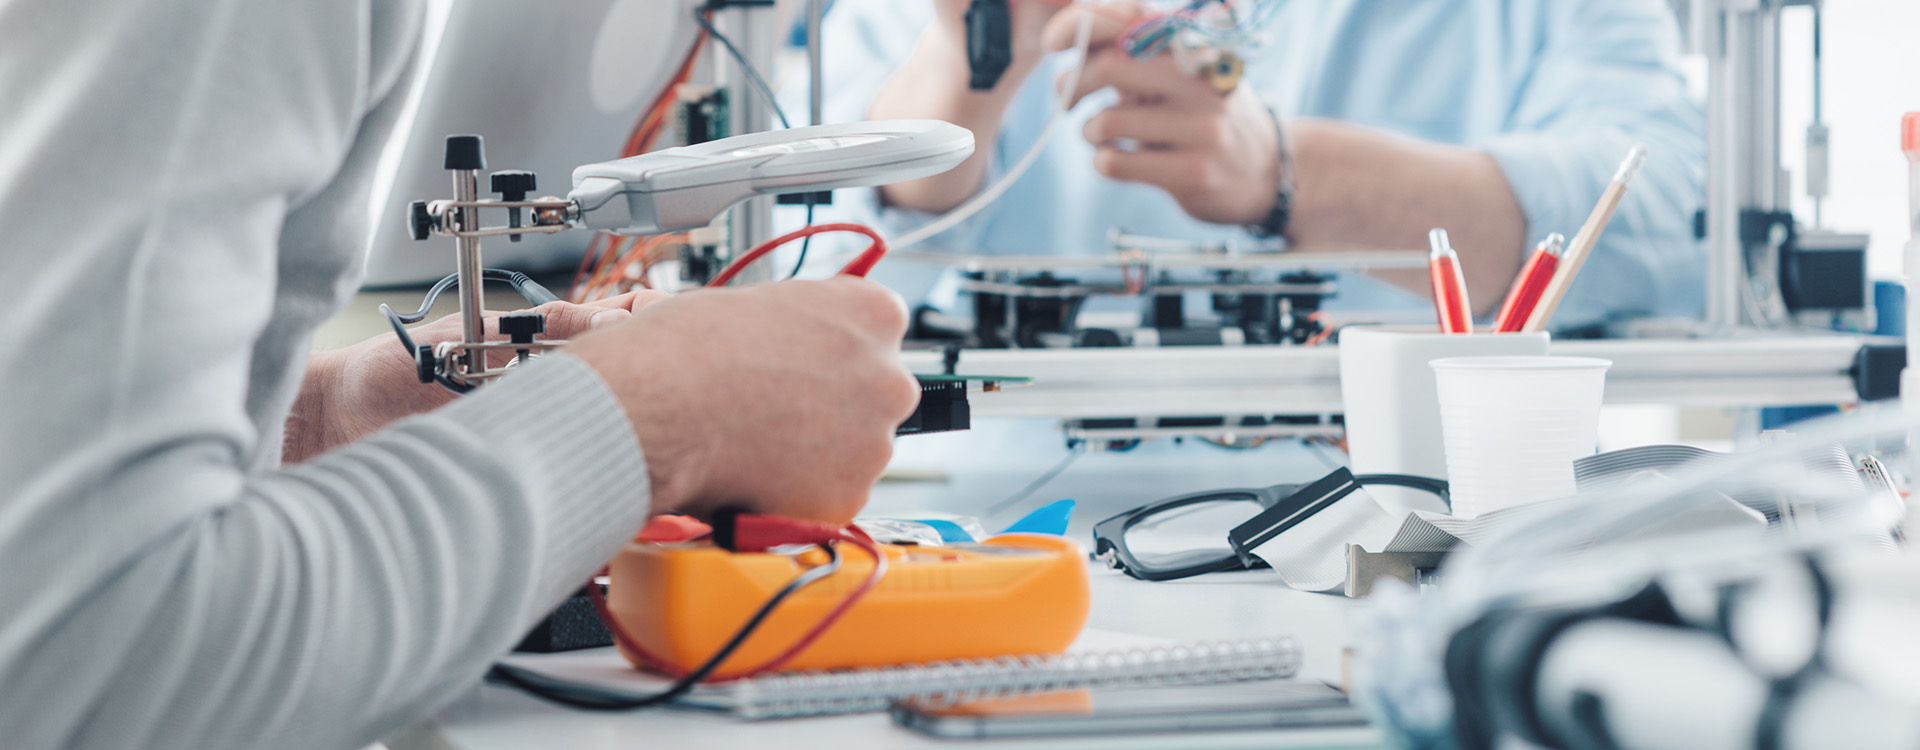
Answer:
[404,135,576,393]
[1345,546,1449,598]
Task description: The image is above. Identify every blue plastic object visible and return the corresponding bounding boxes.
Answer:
[1874,280,1905,337]
[999,499,1075,536]
[914,519,978,543]
[1760,405,1839,430]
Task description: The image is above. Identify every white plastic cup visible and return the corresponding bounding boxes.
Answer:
[1338,327,1550,516]
[1431,356,1611,518]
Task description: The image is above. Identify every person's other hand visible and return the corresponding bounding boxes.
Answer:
[290,291,669,462]
[1041,3,1282,226]
[565,277,920,526]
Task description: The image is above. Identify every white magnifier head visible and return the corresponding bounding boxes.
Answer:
[568,120,974,235]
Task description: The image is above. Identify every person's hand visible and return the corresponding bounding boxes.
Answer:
[565,277,920,526]
[1041,3,1283,227]
[870,0,1098,213]
[288,291,669,462]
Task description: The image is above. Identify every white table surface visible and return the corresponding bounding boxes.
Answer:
[398,422,1394,750]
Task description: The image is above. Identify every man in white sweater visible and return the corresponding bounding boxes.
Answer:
[0,1,918,749]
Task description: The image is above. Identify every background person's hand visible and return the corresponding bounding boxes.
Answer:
[565,277,921,526]
[1041,3,1283,227]
[288,291,669,462]
[870,0,1084,212]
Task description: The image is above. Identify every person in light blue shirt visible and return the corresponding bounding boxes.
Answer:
[810,0,1705,331]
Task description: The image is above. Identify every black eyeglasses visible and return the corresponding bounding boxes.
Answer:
[1091,468,1449,582]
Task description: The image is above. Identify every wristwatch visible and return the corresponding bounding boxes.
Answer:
[1248,190,1292,241]
[1247,107,1296,241]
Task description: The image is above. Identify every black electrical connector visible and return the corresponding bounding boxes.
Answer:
[897,377,971,436]
[1852,342,1907,402]
[965,0,1013,90]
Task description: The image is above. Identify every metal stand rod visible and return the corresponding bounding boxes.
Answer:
[452,168,486,372]
[808,0,824,128]
[1808,2,1827,229]
[714,3,778,282]
[1699,0,1807,331]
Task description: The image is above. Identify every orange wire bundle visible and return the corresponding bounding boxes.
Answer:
[567,24,892,299]
[577,233,686,300]
[570,33,712,302]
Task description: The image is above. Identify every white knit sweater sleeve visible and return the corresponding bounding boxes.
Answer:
[0,2,651,749]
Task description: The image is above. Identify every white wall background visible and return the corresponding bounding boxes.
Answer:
[1774,0,1920,280]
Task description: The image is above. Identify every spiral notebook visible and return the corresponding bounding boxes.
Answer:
[495,631,1302,720]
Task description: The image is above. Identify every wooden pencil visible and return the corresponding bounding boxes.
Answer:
[1521,144,1650,333]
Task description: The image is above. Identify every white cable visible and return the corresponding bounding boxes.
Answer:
[888,0,1099,250]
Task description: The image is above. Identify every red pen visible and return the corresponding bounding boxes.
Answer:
[1428,228,1472,334]
[1493,233,1566,333]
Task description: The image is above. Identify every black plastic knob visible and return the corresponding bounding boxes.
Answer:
[491,169,537,242]
[490,170,537,200]
[407,200,434,241]
[444,134,487,171]
[414,345,438,384]
[499,312,546,344]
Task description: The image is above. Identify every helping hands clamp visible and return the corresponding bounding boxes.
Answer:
[397,135,578,393]
[391,121,975,394]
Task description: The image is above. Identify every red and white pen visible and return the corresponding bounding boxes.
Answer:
[1428,228,1472,334]
[1493,233,1565,333]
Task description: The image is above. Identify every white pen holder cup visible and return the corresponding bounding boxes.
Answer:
[1337,327,1550,516]
[1431,356,1611,518]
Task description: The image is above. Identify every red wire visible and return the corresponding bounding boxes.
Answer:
[706,223,888,287]
[587,525,890,683]
[1304,312,1335,346]
[735,527,887,676]
[588,568,689,678]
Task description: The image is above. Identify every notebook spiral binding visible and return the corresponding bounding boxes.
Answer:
[725,637,1301,719]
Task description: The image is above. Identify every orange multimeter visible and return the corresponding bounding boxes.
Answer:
[604,533,1091,676]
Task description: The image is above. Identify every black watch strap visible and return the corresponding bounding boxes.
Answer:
[1249,189,1292,239]
[1248,106,1295,241]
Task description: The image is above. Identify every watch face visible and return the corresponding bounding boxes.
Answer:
[729,135,889,158]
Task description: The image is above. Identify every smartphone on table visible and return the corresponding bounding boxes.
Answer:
[891,681,1368,740]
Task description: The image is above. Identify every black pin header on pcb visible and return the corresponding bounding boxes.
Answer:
[896,377,972,436]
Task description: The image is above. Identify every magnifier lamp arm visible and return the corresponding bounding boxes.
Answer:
[564,120,973,237]
[570,176,767,236]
